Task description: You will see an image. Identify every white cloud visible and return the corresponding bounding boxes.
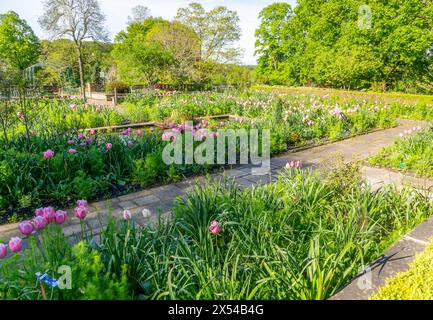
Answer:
[0,0,297,65]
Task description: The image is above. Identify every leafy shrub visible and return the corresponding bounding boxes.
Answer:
[0,224,130,300]
[369,128,433,177]
[106,81,130,94]
[372,241,433,300]
[95,166,432,300]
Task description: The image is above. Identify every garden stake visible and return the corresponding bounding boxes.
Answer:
[39,281,47,300]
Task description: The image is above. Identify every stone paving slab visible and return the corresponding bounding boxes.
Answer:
[362,166,433,192]
[331,235,430,300]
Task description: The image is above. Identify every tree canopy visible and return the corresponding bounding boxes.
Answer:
[255,0,433,92]
[175,2,242,63]
[0,11,40,76]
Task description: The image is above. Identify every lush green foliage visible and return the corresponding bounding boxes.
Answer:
[1,164,431,300]
[0,224,130,300]
[175,2,242,63]
[0,11,40,76]
[112,14,252,86]
[369,128,433,178]
[372,241,433,300]
[255,1,433,92]
[0,89,409,220]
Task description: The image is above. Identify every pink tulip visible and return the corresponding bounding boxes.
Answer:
[54,210,67,225]
[123,210,132,220]
[43,207,56,223]
[43,150,55,159]
[67,140,75,145]
[78,133,84,140]
[9,237,23,253]
[68,148,77,154]
[35,208,44,217]
[136,130,143,137]
[0,244,7,259]
[75,206,88,220]
[209,220,221,235]
[18,221,33,236]
[33,216,47,230]
[128,141,134,147]
[89,129,96,135]
[85,137,92,144]
[296,161,302,169]
[76,200,88,208]
[106,143,113,151]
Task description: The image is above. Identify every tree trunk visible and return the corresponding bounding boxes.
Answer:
[76,46,86,100]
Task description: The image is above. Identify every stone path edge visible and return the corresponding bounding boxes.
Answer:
[330,215,433,300]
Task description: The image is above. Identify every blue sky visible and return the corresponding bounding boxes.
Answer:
[0,0,297,65]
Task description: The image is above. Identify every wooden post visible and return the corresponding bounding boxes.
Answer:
[114,87,118,106]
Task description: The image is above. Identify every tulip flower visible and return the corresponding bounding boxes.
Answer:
[106,143,113,151]
[18,221,33,236]
[68,148,77,154]
[54,211,67,225]
[142,209,151,218]
[76,200,88,208]
[75,206,88,220]
[35,208,44,217]
[43,207,56,223]
[209,220,221,235]
[9,237,23,253]
[33,216,47,231]
[0,244,7,259]
[123,210,132,220]
[43,150,55,159]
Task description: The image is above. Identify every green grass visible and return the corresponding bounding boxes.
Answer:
[369,128,433,178]
[372,241,433,300]
[253,85,433,107]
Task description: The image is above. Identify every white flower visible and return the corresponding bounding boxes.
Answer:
[142,209,151,218]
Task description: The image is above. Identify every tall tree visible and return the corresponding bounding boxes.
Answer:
[255,0,433,92]
[0,12,41,143]
[112,18,173,85]
[255,3,294,84]
[39,0,108,99]
[175,2,242,63]
[0,11,40,77]
[127,5,151,25]
[147,21,200,83]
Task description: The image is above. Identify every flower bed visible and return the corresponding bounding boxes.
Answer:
[1,163,431,300]
[0,90,400,222]
[369,126,433,178]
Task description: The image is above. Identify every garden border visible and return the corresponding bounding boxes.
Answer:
[330,215,433,300]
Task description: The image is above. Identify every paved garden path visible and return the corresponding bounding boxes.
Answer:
[1,119,432,299]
